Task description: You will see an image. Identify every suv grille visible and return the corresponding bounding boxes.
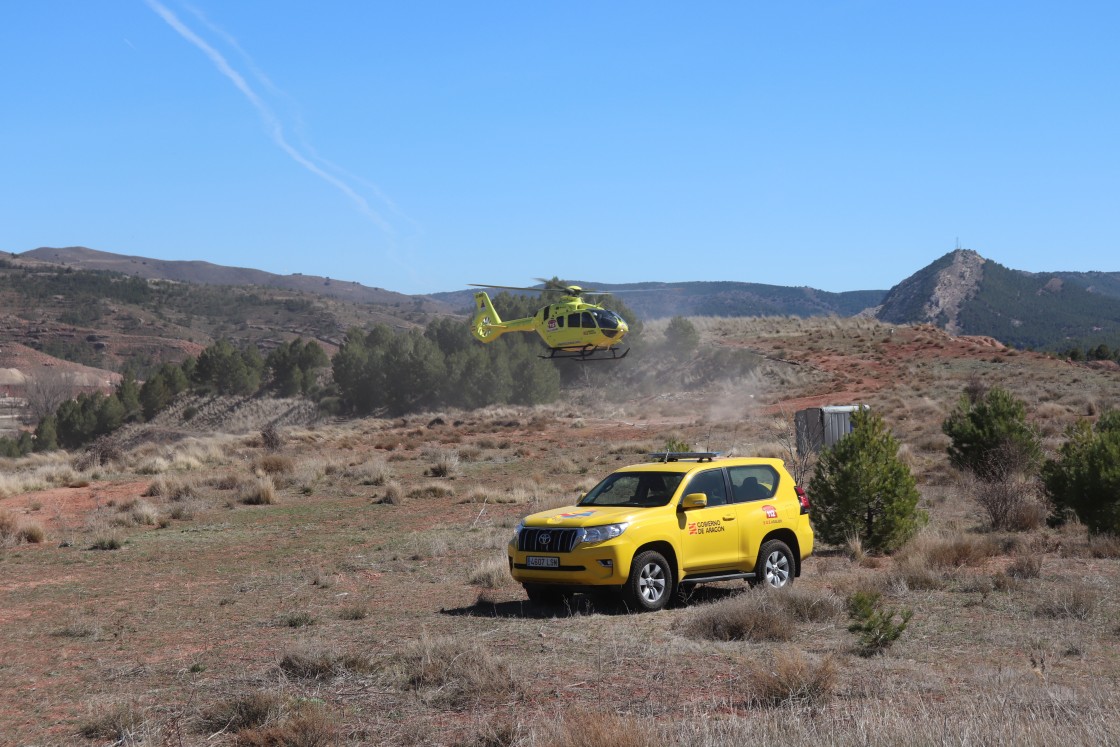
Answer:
[519,527,580,553]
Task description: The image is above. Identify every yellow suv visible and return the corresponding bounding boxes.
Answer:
[508,453,813,611]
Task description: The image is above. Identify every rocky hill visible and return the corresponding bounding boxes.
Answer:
[875,250,1120,351]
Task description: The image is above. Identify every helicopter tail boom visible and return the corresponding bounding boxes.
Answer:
[470,291,534,343]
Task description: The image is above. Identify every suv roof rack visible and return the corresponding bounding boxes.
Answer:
[646,451,723,463]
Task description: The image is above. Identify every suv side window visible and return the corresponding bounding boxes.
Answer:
[684,468,730,507]
[728,465,778,503]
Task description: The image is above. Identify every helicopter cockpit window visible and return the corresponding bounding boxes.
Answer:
[591,309,620,330]
[567,313,582,328]
[581,312,594,328]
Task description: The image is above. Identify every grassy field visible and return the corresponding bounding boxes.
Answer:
[1,317,1118,746]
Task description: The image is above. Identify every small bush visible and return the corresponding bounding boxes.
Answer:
[261,423,283,450]
[677,591,793,642]
[1007,554,1042,579]
[236,705,337,747]
[1087,534,1120,558]
[468,557,509,589]
[351,460,392,486]
[1035,586,1097,620]
[744,649,837,707]
[78,703,142,740]
[407,483,455,500]
[0,509,18,542]
[17,522,45,544]
[254,454,294,475]
[426,449,461,478]
[281,611,315,628]
[144,475,197,501]
[240,477,277,505]
[199,690,284,733]
[279,646,374,679]
[846,590,912,655]
[392,634,520,709]
[89,535,122,551]
[378,481,404,505]
[339,605,369,621]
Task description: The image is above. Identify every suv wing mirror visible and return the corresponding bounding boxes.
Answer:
[680,493,708,510]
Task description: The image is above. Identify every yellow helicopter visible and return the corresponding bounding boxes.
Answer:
[469,280,632,361]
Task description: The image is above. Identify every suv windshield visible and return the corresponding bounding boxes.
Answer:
[578,472,684,508]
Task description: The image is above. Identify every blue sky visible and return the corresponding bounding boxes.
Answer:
[2,2,1117,295]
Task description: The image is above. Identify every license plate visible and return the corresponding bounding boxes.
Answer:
[527,556,559,568]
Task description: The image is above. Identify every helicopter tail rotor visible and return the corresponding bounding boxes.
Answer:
[470,291,503,343]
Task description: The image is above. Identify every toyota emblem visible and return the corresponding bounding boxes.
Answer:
[539,532,551,545]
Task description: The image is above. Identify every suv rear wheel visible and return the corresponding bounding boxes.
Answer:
[752,539,795,589]
[622,550,673,611]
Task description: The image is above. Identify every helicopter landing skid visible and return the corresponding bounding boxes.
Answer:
[540,345,630,362]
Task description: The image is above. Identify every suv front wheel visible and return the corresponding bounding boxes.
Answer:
[753,539,795,589]
[622,550,673,611]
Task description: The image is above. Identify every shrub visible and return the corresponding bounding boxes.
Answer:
[0,509,17,542]
[1043,411,1120,535]
[260,423,283,450]
[846,590,912,656]
[467,556,509,589]
[1007,554,1042,579]
[89,535,122,551]
[965,472,1049,532]
[279,646,374,679]
[744,649,837,707]
[17,523,45,543]
[677,591,793,642]
[426,448,460,478]
[281,611,314,628]
[240,477,277,505]
[809,408,925,553]
[236,706,337,747]
[1035,586,1097,620]
[199,690,284,733]
[253,454,294,475]
[144,475,196,501]
[78,703,142,740]
[378,481,404,505]
[338,605,369,621]
[390,634,520,709]
[942,386,1041,481]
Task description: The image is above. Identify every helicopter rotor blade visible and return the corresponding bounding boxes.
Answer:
[468,283,551,293]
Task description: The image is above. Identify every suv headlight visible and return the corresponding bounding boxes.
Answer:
[578,523,629,546]
[511,520,525,544]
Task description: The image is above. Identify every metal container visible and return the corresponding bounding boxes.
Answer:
[795,405,869,455]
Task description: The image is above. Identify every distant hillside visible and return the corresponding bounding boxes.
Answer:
[0,256,445,376]
[18,246,450,312]
[876,250,1120,351]
[432,281,886,319]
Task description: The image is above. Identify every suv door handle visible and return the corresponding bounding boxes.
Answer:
[723,516,735,521]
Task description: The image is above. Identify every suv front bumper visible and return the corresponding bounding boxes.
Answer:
[508,540,630,587]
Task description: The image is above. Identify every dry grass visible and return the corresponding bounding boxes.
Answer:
[389,634,520,709]
[677,590,794,642]
[467,556,510,588]
[253,454,294,475]
[278,644,375,679]
[742,648,838,707]
[239,476,277,505]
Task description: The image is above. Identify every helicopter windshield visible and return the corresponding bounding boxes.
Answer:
[591,309,621,330]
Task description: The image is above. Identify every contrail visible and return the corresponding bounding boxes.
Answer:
[143,0,393,234]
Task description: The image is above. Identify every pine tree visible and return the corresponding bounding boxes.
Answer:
[1043,411,1120,535]
[809,408,925,553]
